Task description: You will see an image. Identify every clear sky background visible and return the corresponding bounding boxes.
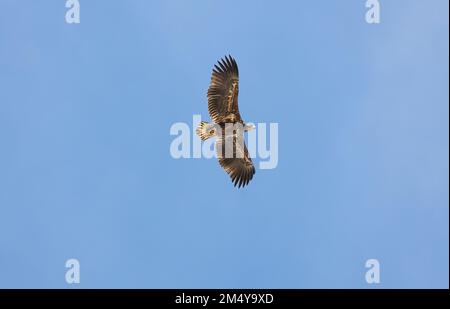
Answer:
[0,0,448,288]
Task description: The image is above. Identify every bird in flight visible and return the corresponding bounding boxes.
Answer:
[196,55,256,188]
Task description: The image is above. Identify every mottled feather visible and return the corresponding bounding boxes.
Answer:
[215,131,255,188]
[207,55,241,123]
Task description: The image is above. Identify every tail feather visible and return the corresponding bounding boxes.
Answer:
[196,121,215,140]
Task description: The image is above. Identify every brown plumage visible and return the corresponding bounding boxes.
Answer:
[197,55,255,188]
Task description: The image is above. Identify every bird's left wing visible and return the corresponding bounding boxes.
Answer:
[216,134,255,188]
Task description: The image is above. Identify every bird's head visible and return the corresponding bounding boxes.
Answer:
[244,122,256,132]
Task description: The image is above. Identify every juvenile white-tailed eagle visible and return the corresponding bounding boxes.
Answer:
[196,55,256,188]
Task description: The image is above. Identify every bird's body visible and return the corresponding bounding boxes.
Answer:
[196,55,256,188]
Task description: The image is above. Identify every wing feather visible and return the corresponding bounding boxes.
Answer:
[216,133,255,188]
[207,55,240,123]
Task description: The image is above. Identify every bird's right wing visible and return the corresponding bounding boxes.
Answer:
[207,55,241,123]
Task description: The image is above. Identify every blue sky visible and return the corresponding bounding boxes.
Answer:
[0,0,448,288]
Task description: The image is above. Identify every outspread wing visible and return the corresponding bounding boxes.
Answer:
[207,55,240,123]
[216,133,255,188]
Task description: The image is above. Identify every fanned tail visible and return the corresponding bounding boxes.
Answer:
[196,121,215,140]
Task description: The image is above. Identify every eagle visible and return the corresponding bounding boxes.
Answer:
[196,55,256,188]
